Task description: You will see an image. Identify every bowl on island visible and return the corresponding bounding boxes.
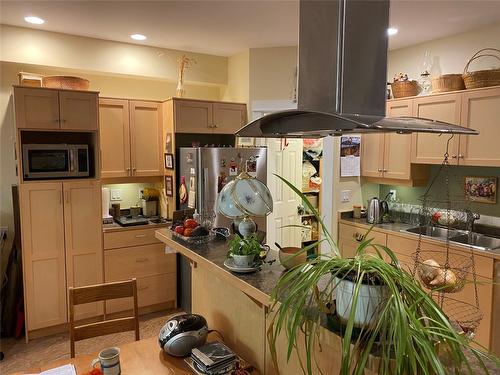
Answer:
[279,247,307,270]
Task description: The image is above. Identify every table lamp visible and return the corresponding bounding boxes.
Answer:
[216,172,273,237]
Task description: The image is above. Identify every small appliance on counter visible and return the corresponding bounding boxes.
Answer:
[101,187,113,224]
[367,194,391,224]
[159,314,208,357]
[114,215,150,227]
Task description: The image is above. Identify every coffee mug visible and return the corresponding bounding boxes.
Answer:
[91,347,121,375]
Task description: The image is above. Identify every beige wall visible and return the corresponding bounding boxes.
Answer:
[221,50,250,105]
[249,46,297,105]
[388,22,500,81]
[1,24,227,85]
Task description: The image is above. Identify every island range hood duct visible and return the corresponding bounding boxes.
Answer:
[236,0,477,138]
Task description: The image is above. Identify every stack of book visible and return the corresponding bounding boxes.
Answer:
[189,342,237,374]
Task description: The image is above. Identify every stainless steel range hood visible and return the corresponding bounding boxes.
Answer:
[237,0,477,138]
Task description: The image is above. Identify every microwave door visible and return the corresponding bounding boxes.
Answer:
[24,147,71,179]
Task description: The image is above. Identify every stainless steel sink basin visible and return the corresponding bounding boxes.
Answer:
[449,232,500,251]
[404,226,463,239]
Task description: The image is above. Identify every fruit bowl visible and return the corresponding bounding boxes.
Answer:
[172,230,215,244]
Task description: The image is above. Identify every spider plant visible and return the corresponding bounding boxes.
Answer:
[268,174,499,375]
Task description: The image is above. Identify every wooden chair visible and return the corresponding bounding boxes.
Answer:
[69,279,140,358]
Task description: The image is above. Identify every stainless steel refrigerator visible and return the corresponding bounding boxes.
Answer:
[177,146,267,311]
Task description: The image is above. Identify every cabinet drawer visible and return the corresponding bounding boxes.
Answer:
[104,227,160,249]
[339,223,387,245]
[106,273,176,314]
[105,244,175,280]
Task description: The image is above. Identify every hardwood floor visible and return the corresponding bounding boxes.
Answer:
[0,309,181,374]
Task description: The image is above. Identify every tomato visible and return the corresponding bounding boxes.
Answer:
[174,225,185,235]
[183,228,194,237]
[184,219,199,229]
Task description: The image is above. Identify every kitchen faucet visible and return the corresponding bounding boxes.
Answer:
[465,209,480,233]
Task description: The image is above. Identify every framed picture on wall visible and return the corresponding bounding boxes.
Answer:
[464,176,497,204]
[165,175,174,197]
[165,153,174,169]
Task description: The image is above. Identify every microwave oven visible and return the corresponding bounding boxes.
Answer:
[22,144,90,180]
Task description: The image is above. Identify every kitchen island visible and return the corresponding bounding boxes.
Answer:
[155,229,498,374]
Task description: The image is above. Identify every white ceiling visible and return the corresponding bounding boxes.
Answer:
[1,1,500,56]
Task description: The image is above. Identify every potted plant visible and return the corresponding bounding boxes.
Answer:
[227,234,261,268]
[268,175,499,375]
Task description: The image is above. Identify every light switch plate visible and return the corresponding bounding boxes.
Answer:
[341,190,352,203]
[110,189,122,201]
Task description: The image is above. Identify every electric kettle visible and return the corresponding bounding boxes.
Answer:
[367,197,381,224]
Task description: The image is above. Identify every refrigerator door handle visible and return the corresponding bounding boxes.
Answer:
[200,167,209,214]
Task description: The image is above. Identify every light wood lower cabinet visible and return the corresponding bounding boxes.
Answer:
[338,222,387,258]
[103,228,176,314]
[20,180,103,333]
[20,183,67,330]
[63,181,104,321]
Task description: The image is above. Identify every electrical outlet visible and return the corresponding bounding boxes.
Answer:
[389,189,397,201]
[341,190,352,203]
[110,189,122,201]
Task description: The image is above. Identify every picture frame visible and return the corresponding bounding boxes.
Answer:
[464,176,497,204]
[165,153,174,169]
[165,175,174,197]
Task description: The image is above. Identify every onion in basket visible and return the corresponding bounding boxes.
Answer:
[419,259,441,284]
[429,269,457,290]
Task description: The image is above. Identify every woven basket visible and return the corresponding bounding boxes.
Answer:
[391,80,419,98]
[462,48,500,89]
[42,76,90,90]
[431,74,465,93]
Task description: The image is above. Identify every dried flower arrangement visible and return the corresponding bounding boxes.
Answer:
[176,54,196,97]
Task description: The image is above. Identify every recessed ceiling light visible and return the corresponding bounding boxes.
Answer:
[24,16,45,25]
[387,27,398,36]
[130,34,147,41]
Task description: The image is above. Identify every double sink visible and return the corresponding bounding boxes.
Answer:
[404,226,500,251]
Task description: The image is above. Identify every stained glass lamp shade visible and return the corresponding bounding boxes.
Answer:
[217,172,273,237]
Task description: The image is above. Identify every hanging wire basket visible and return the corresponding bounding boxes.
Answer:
[441,297,483,339]
[413,250,472,293]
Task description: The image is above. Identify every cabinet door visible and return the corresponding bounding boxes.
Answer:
[20,182,67,330]
[59,91,98,130]
[63,180,104,321]
[383,100,413,179]
[174,100,213,133]
[14,87,60,129]
[361,134,384,177]
[212,102,247,134]
[99,99,131,178]
[412,94,461,164]
[129,101,163,176]
[459,87,500,166]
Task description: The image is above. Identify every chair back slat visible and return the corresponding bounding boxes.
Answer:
[69,278,139,358]
[74,317,136,341]
[71,280,134,305]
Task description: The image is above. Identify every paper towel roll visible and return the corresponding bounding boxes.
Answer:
[101,187,112,219]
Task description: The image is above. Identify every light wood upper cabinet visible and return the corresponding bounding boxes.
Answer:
[212,102,247,133]
[173,99,247,134]
[14,87,98,131]
[361,99,416,181]
[20,183,67,330]
[459,87,500,166]
[59,90,98,130]
[99,99,131,178]
[14,87,60,129]
[361,133,384,178]
[175,100,213,133]
[63,180,103,321]
[129,101,163,176]
[411,93,461,164]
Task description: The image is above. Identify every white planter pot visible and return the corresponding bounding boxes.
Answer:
[335,277,389,327]
[232,254,255,268]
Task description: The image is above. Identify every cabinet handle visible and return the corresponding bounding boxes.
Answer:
[54,119,59,123]
[213,124,218,128]
[451,155,457,159]
[354,233,365,242]
[61,119,66,123]
[126,167,131,176]
[135,234,147,238]
[377,168,382,172]
[135,257,149,263]
[382,169,387,172]
[138,285,149,291]
[458,154,464,159]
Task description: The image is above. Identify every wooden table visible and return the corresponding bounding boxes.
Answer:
[12,336,215,374]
